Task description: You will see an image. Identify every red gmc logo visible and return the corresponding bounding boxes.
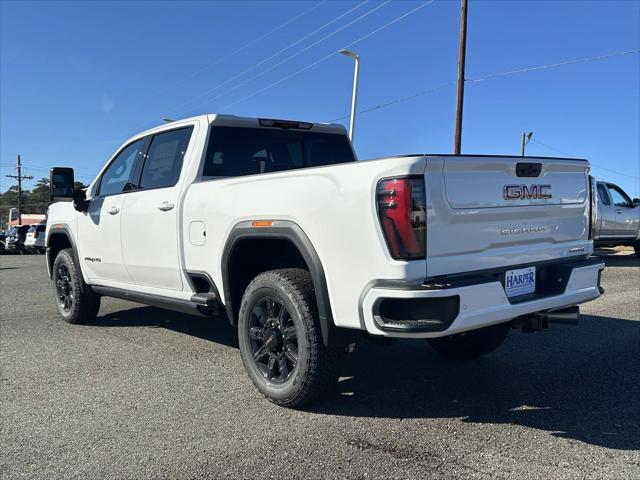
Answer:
[503,184,552,200]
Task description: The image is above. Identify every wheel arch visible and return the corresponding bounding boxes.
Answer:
[221,220,343,347]
[46,225,81,279]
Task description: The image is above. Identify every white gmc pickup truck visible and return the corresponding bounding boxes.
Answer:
[46,114,605,407]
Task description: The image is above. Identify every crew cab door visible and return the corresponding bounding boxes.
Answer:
[604,183,640,237]
[596,183,617,237]
[77,138,146,283]
[120,126,194,291]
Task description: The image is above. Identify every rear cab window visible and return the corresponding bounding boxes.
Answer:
[597,184,610,205]
[202,126,355,178]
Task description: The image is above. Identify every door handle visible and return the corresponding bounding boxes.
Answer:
[107,206,120,215]
[158,201,175,212]
[616,208,623,214]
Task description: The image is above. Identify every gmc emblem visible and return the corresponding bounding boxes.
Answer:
[503,184,552,200]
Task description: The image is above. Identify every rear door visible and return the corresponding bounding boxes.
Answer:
[596,182,618,237]
[120,126,194,291]
[425,156,590,277]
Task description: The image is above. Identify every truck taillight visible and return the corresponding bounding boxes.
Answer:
[376,176,426,260]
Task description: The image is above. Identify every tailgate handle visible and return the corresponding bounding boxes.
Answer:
[516,162,542,177]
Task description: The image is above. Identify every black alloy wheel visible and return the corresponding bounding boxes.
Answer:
[55,264,74,313]
[248,296,298,384]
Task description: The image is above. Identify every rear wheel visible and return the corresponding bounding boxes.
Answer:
[426,322,511,360]
[238,268,344,408]
[52,248,101,324]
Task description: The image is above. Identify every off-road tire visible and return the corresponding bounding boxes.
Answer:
[52,248,101,324]
[426,321,511,360]
[238,268,344,408]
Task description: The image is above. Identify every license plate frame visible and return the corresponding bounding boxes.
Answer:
[504,266,536,298]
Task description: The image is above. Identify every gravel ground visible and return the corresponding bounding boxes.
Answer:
[1,253,639,479]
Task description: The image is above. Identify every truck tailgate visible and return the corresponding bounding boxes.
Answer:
[425,156,591,277]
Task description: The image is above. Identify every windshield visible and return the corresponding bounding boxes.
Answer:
[202,126,355,177]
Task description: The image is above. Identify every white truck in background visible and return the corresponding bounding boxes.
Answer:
[46,114,604,407]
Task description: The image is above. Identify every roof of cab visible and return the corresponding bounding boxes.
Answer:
[137,114,346,138]
[208,114,347,134]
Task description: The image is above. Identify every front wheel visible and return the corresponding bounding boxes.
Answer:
[426,322,511,360]
[238,269,344,408]
[52,248,101,324]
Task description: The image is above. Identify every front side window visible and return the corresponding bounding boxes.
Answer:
[139,127,193,190]
[202,126,355,177]
[597,184,610,205]
[99,139,145,196]
[608,185,631,207]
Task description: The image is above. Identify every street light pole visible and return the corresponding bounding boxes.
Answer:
[521,132,533,156]
[339,49,360,143]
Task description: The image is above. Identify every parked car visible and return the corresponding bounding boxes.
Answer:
[45,114,604,407]
[593,180,640,257]
[5,225,31,254]
[24,223,47,254]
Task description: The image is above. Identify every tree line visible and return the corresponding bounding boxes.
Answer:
[0,178,87,228]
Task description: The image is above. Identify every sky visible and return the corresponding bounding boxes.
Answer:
[1,0,639,195]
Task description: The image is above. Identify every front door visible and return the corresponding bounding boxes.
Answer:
[606,184,640,237]
[77,138,146,283]
[120,126,194,291]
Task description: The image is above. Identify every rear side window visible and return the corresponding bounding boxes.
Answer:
[139,127,193,190]
[597,184,610,205]
[99,139,146,196]
[202,126,354,177]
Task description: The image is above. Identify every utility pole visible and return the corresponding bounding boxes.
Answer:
[5,155,33,225]
[453,0,468,155]
[520,132,533,156]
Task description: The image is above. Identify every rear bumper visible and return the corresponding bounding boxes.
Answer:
[361,257,605,338]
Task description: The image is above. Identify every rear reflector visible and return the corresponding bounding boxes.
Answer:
[251,220,274,227]
[376,176,426,260]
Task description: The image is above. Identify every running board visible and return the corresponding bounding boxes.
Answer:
[91,285,217,317]
[190,292,219,307]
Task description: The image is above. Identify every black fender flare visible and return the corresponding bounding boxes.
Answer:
[221,220,350,348]
[45,224,82,279]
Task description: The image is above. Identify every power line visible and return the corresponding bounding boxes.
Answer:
[150,0,328,101]
[175,0,395,117]
[467,49,639,83]
[329,81,455,122]
[531,138,639,180]
[171,1,370,114]
[326,48,640,122]
[220,0,435,111]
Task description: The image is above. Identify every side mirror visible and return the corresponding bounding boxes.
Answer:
[50,167,75,201]
[633,198,640,207]
[73,188,90,213]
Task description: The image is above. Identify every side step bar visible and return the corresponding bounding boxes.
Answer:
[92,286,219,317]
